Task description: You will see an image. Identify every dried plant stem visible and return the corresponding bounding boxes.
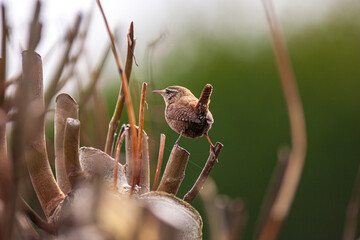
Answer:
[0,4,8,106]
[124,125,150,194]
[113,125,126,190]
[134,83,147,187]
[255,148,290,239]
[79,45,111,108]
[0,110,10,240]
[22,51,65,219]
[20,198,56,235]
[97,0,138,192]
[104,21,136,155]
[152,134,166,191]
[28,0,41,52]
[55,93,79,194]
[183,142,223,204]
[64,118,81,188]
[157,145,190,195]
[258,1,307,239]
[343,165,360,240]
[45,14,82,109]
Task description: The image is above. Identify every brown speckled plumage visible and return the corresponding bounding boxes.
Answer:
[153,84,214,148]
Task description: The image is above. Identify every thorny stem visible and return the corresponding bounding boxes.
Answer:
[183,142,223,204]
[97,0,138,193]
[258,1,307,239]
[104,21,136,155]
[133,83,147,187]
[152,134,166,191]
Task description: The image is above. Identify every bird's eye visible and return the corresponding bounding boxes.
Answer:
[166,89,171,94]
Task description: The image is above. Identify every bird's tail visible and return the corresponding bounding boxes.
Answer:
[196,84,213,116]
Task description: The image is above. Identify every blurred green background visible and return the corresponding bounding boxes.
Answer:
[101,5,360,240]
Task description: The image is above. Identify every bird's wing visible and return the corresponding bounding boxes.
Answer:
[166,105,201,124]
[195,84,213,117]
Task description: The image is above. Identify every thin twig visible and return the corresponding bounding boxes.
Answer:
[20,198,56,235]
[56,8,94,93]
[157,145,190,195]
[152,134,166,191]
[45,14,82,109]
[113,125,126,190]
[28,0,41,52]
[134,83,147,187]
[0,109,10,240]
[183,142,223,204]
[254,148,290,239]
[0,4,8,106]
[104,21,136,155]
[258,1,307,239]
[7,3,42,237]
[79,45,111,108]
[343,165,360,240]
[97,0,138,193]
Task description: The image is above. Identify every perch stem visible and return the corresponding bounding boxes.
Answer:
[157,145,190,195]
[183,142,223,204]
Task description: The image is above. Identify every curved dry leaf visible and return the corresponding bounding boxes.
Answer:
[79,147,129,191]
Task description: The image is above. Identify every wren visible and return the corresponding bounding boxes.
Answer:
[153,84,215,151]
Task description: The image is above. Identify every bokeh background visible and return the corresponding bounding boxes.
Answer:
[4,0,360,239]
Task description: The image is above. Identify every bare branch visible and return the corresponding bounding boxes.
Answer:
[55,93,79,194]
[183,142,223,204]
[258,1,307,239]
[157,145,190,195]
[152,134,166,191]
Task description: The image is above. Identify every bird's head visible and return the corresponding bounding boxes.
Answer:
[153,86,194,105]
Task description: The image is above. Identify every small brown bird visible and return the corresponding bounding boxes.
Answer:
[153,84,215,151]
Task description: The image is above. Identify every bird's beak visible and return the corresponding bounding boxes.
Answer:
[153,90,164,95]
